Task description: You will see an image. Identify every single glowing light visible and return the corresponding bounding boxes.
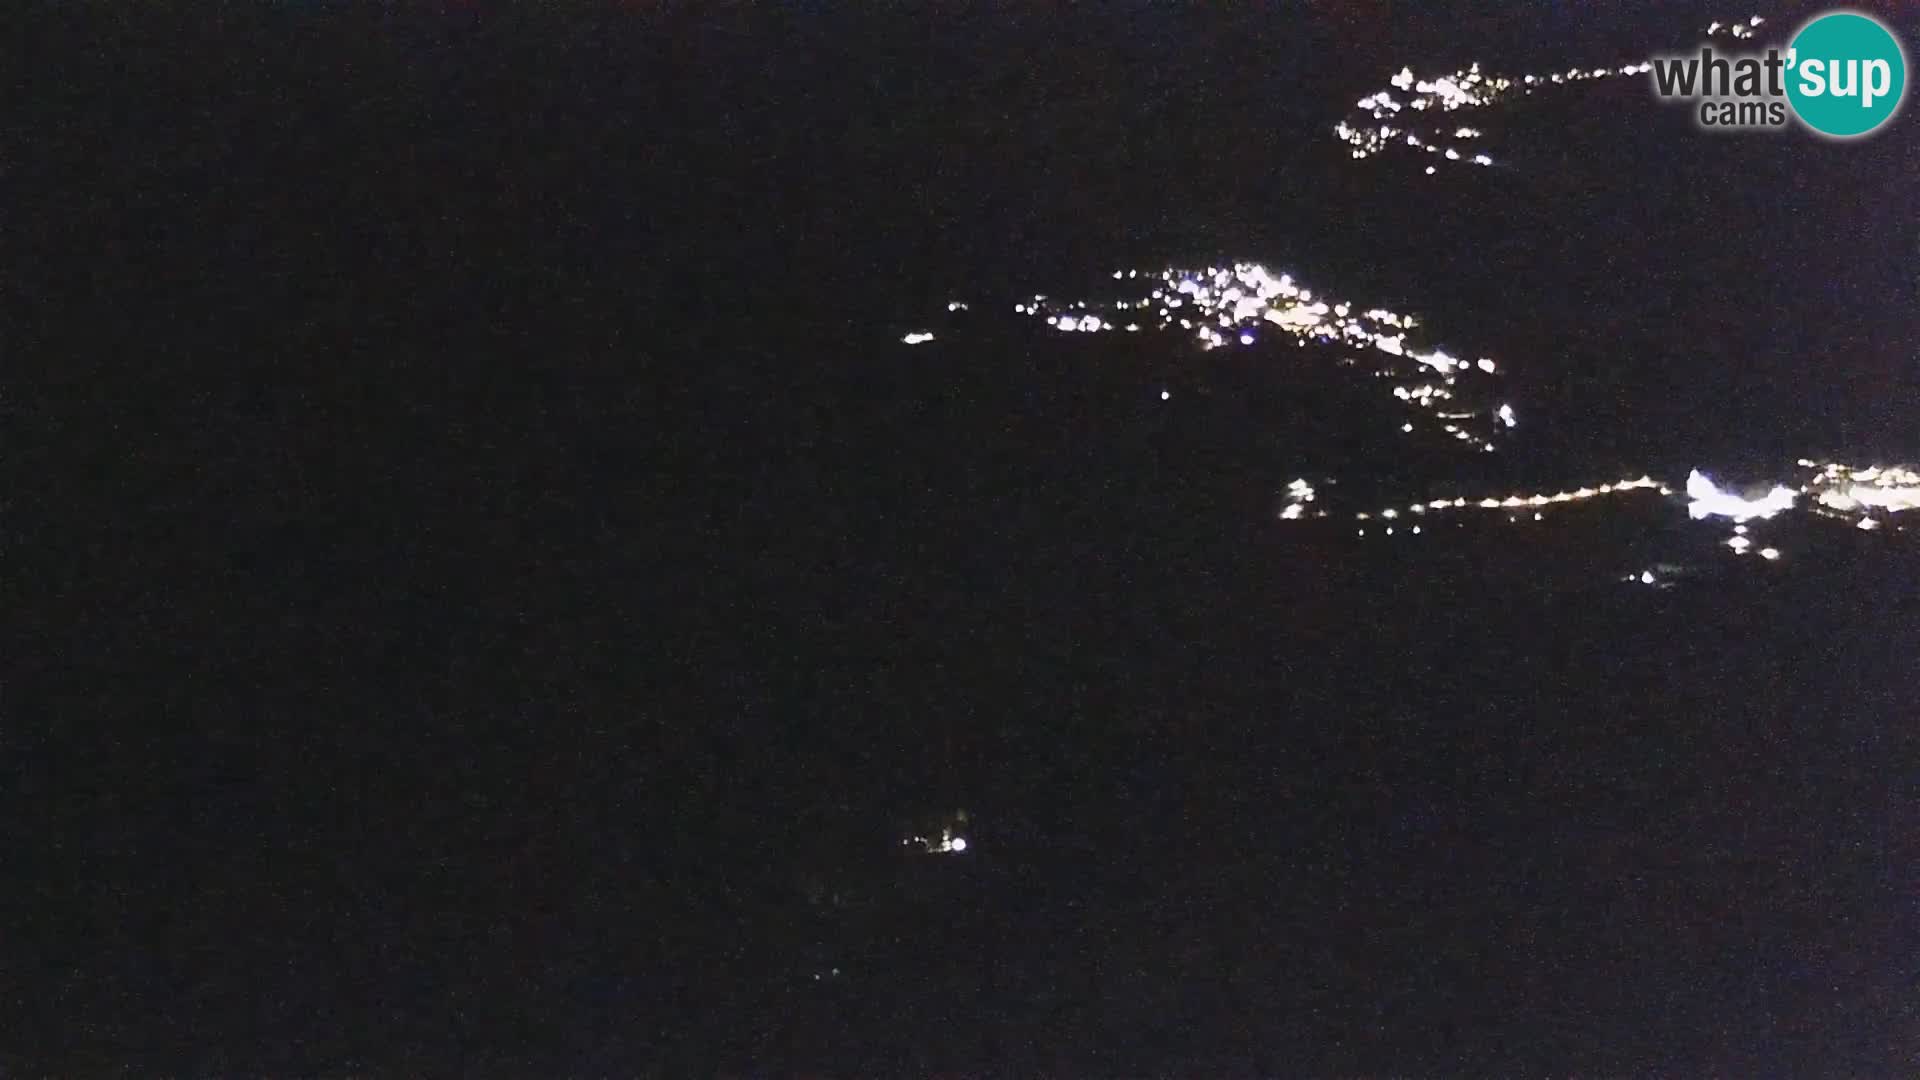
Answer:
[902,332,935,345]
[1498,403,1516,428]
[1160,390,1170,401]
[1728,535,1752,553]
[1640,570,1655,585]
[949,836,968,852]
[1759,548,1780,561]
[1859,517,1880,530]
[1425,166,1436,175]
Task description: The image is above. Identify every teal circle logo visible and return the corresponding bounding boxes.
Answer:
[1786,11,1907,137]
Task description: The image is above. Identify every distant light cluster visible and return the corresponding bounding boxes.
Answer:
[902,827,968,855]
[1798,460,1920,526]
[1279,477,1324,521]
[901,810,971,856]
[1019,262,1512,450]
[1334,15,1767,171]
[1706,15,1764,39]
[1350,474,1668,529]
[1335,62,1519,169]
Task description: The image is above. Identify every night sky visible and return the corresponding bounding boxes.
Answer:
[13,1,1920,1073]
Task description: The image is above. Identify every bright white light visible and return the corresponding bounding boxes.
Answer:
[1640,570,1655,585]
[1477,358,1496,373]
[1728,535,1752,553]
[1280,504,1304,520]
[1686,470,1797,522]
[902,332,936,345]
[1759,548,1780,561]
[1425,166,1436,175]
[1858,517,1879,530]
[949,836,967,852]
[1160,390,1170,401]
[1497,403,1516,428]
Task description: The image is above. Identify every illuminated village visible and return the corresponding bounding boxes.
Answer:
[1331,16,1767,173]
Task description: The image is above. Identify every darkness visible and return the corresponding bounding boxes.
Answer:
[10,0,1920,1073]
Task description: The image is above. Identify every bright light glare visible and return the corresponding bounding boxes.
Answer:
[1686,470,1796,522]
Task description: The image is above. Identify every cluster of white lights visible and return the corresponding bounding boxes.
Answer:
[1335,62,1512,169]
[1707,16,1764,39]
[1797,460,1920,529]
[1334,16,1766,171]
[1017,263,1512,450]
[1280,477,1324,521]
[900,828,968,855]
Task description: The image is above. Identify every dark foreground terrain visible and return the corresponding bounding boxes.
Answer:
[13,1,1920,1073]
